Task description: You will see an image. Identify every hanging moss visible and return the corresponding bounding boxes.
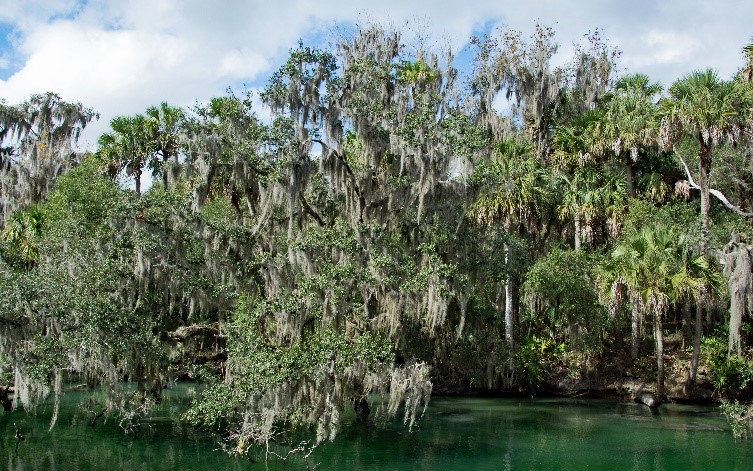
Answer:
[0,93,97,225]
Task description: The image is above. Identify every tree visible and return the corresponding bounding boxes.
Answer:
[470,136,553,355]
[182,92,277,218]
[598,73,662,196]
[471,24,565,156]
[557,167,601,251]
[661,69,753,391]
[0,157,165,427]
[604,225,719,401]
[523,248,605,347]
[0,92,97,224]
[97,114,152,195]
[471,25,616,158]
[145,102,185,190]
[183,27,486,453]
[662,69,752,251]
[0,205,43,268]
[742,37,753,82]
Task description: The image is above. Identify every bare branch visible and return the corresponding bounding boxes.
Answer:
[677,156,753,217]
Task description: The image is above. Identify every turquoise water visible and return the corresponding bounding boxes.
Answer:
[2,385,752,470]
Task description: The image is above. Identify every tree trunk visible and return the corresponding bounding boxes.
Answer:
[654,310,665,402]
[686,303,703,395]
[687,142,711,395]
[574,214,582,251]
[567,314,577,345]
[698,143,711,253]
[625,159,636,198]
[631,296,640,360]
[682,296,692,349]
[729,294,743,357]
[504,243,514,355]
[725,238,751,357]
[135,168,142,195]
[162,154,169,191]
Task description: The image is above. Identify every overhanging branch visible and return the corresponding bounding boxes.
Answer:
[678,156,753,218]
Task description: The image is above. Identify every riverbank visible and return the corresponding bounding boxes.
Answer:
[431,336,721,406]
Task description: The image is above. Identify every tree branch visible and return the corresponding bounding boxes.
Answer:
[298,191,326,227]
[678,156,753,218]
[312,138,361,197]
[312,137,366,223]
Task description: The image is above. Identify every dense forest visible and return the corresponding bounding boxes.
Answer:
[2,25,753,454]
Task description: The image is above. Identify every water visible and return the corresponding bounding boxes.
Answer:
[2,385,752,470]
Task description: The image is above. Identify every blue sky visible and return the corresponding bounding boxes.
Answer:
[0,0,751,149]
[0,21,19,80]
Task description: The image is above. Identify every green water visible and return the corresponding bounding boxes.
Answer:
[2,385,751,470]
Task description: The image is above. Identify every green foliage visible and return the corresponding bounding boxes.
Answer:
[469,136,554,227]
[603,224,719,309]
[0,204,44,268]
[6,24,753,455]
[663,69,753,148]
[231,302,392,389]
[187,294,394,431]
[395,60,436,84]
[296,218,359,254]
[516,335,567,388]
[701,334,753,398]
[522,248,606,348]
[261,41,338,115]
[622,199,699,245]
[0,152,171,422]
[623,194,753,255]
[720,398,753,441]
[595,73,662,164]
[42,156,122,237]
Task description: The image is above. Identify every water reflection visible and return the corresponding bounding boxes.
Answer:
[2,390,752,471]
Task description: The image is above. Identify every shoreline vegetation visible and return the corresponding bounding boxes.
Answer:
[2,24,753,458]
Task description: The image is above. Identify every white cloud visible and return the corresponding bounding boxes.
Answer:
[0,0,751,150]
[0,0,81,27]
[622,31,702,70]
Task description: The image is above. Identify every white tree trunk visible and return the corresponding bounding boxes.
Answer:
[504,243,514,355]
[631,297,640,360]
[654,311,665,402]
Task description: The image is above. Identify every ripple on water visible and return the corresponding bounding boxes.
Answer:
[2,391,753,471]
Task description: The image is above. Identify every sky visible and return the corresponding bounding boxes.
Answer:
[0,0,751,150]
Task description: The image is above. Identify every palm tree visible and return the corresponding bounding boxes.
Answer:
[0,205,44,268]
[145,103,184,190]
[661,69,753,390]
[598,73,662,196]
[470,136,554,355]
[663,69,751,251]
[551,110,630,250]
[551,109,601,169]
[556,165,627,251]
[742,37,753,82]
[97,115,152,195]
[604,225,720,401]
[557,167,600,251]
